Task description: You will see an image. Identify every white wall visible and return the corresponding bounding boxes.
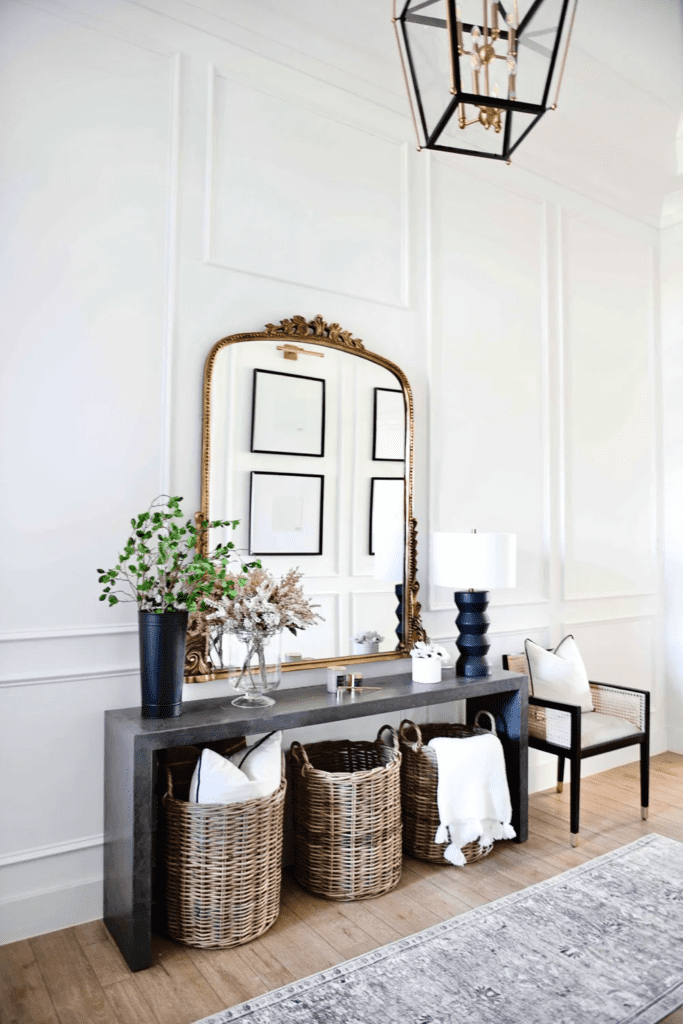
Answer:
[662,218,683,753]
[0,0,666,942]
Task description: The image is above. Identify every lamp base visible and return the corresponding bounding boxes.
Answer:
[454,590,491,678]
[394,583,403,648]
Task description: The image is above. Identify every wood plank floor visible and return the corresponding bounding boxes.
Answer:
[2,752,683,1024]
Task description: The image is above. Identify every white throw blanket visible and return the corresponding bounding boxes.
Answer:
[429,733,516,866]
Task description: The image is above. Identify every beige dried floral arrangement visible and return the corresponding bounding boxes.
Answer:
[201,566,323,666]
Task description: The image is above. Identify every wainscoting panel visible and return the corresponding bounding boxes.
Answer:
[561,214,657,601]
[207,70,408,307]
[0,673,142,857]
[428,160,548,611]
[0,1,175,636]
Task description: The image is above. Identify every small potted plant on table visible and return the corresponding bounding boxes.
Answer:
[97,496,250,718]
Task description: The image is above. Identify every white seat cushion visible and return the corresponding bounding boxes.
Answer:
[581,711,640,748]
[525,636,594,713]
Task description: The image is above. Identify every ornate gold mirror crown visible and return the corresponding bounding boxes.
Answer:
[185,315,425,681]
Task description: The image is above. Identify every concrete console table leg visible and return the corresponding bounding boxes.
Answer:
[104,723,156,972]
[466,686,529,842]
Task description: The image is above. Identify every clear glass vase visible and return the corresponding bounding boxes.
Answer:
[227,626,283,708]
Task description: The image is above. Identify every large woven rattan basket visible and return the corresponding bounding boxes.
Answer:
[399,712,497,865]
[161,749,286,949]
[289,726,402,901]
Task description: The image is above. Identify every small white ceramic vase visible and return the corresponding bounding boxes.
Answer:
[353,641,379,656]
[411,657,442,684]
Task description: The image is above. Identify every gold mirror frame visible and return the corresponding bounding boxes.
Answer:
[185,315,426,682]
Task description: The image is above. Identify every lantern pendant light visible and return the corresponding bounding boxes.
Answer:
[392,0,578,162]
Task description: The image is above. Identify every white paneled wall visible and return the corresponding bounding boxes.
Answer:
[662,219,683,753]
[0,0,665,943]
[561,215,657,602]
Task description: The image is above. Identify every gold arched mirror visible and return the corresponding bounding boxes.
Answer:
[185,315,425,681]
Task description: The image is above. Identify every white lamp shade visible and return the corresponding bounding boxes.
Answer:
[374,528,404,583]
[431,532,516,590]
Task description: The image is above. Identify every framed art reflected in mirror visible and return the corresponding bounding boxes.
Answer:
[184,315,426,681]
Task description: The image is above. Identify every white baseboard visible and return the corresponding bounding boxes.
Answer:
[0,877,102,945]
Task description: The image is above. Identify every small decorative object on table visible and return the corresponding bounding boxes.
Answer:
[326,665,348,693]
[204,567,323,707]
[410,640,452,683]
[352,630,384,656]
[97,495,245,718]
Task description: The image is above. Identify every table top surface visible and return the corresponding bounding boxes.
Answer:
[106,667,527,747]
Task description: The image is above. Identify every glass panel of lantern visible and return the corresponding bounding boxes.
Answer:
[399,0,571,160]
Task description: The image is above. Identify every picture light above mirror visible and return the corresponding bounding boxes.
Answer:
[184,315,427,682]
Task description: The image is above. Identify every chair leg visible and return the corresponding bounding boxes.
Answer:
[557,755,565,793]
[640,735,649,820]
[570,752,581,847]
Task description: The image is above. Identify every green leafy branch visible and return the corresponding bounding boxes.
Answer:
[97,495,256,614]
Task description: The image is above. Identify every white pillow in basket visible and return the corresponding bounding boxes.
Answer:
[524,636,594,713]
[229,730,282,790]
[189,738,280,805]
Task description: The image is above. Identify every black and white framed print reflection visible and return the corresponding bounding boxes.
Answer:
[373,387,405,462]
[249,472,324,556]
[251,369,325,457]
[369,477,405,556]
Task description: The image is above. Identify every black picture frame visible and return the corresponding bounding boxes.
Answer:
[369,476,405,555]
[372,387,406,462]
[251,368,326,457]
[249,471,324,556]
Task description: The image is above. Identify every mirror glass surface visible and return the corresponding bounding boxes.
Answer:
[205,337,408,668]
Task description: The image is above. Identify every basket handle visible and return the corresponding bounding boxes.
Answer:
[399,718,423,751]
[163,764,174,801]
[377,724,399,752]
[474,709,497,735]
[289,740,312,774]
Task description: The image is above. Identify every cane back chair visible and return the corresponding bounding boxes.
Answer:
[503,650,650,847]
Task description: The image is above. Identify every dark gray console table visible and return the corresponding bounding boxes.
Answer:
[104,667,528,971]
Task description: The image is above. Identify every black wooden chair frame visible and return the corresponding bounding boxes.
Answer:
[503,655,650,847]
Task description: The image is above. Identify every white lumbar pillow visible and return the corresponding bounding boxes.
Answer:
[524,636,594,713]
[189,736,281,805]
[230,731,282,791]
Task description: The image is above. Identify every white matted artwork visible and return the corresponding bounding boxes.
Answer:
[251,369,325,457]
[369,477,405,556]
[250,472,324,555]
[373,387,405,461]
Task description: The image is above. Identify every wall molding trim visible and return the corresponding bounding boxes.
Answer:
[0,834,104,869]
[0,667,138,689]
[159,51,183,496]
[0,623,137,643]
[202,65,411,310]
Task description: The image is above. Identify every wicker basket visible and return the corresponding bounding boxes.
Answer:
[399,711,497,865]
[290,726,402,901]
[160,748,286,949]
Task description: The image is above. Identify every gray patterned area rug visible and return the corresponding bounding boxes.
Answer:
[194,834,683,1024]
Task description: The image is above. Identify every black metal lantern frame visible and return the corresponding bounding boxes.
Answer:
[393,0,578,162]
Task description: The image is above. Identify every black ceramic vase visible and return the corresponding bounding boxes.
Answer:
[138,610,189,718]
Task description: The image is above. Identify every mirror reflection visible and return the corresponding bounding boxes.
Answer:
[206,337,408,667]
